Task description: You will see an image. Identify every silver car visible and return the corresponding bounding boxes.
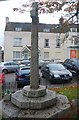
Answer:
[0,61,19,74]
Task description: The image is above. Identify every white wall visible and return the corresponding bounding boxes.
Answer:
[4,30,73,62]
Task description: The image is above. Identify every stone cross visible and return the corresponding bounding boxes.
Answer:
[30,2,39,89]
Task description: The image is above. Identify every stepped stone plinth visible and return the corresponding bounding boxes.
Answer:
[22,85,46,98]
[11,86,57,109]
[0,85,71,119]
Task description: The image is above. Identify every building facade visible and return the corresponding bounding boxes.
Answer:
[4,18,78,62]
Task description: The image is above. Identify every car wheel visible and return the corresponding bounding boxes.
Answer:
[3,69,8,74]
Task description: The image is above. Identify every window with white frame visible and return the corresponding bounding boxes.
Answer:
[44,52,49,60]
[13,51,22,59]
[13,38,22,47]
[44,39,49,48]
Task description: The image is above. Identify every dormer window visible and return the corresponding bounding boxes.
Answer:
[43,28,50,32]
[15,27,22,31]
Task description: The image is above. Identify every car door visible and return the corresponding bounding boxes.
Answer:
[63,59,70,69]
[10,62,19,71]
[67,60,73,70]
[70,60,77,75]
[65,60,77,76]
[4,62,12,72]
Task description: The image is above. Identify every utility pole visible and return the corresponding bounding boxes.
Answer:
[30,2,39,89]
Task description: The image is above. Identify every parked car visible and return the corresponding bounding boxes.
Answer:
[41,63,72,83]
[40,60,50,69]
[20,59,30,66]
[15,66,41,88]
[0,61,19,74]
[63,58,79,78]
[19,64,26,68]
[15,66,30,87]
[39,60,45,69]
[0,69,5,84]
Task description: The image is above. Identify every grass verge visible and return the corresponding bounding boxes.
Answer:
[48,85,79,101]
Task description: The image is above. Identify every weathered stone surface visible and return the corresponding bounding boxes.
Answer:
[1,100,20,118]
[11,89,57,109]
[22,85,46,98]
[1,94,70,118]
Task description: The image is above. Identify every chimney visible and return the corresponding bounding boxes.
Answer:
[5,17,9,24]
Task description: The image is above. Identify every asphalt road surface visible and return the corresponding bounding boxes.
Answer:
[4,72,78,91]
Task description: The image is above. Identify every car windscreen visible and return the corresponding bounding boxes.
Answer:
[21,60,30,63]
[21,68,30,74]
[48,64,65,71]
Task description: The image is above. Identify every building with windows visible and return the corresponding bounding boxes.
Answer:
[4,17,79,62]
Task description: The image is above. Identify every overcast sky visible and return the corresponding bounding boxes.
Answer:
[0,0,66,48]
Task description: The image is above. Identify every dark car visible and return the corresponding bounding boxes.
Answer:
[15,66,30,88]
[63,58,79,78]
[41,63,72,83]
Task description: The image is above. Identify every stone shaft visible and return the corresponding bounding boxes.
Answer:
[30,2,39,89]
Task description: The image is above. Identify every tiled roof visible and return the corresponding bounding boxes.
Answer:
[5,22,78,33]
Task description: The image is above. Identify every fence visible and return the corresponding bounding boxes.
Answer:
[3,82,17,95]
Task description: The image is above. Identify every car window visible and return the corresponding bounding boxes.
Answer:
[72,59,79,65]
[70,60,75,65]
[48,64,65,71]
[4,63,11,66]
[64,59,70,64]
[68,60,73,64]
[10,62,18,65]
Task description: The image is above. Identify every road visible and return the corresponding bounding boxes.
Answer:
[40,77,78,89]
[4,72,78,92]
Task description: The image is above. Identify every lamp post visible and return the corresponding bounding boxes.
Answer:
[30,2,39,89]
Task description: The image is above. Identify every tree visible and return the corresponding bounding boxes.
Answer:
[13,0,78,23]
